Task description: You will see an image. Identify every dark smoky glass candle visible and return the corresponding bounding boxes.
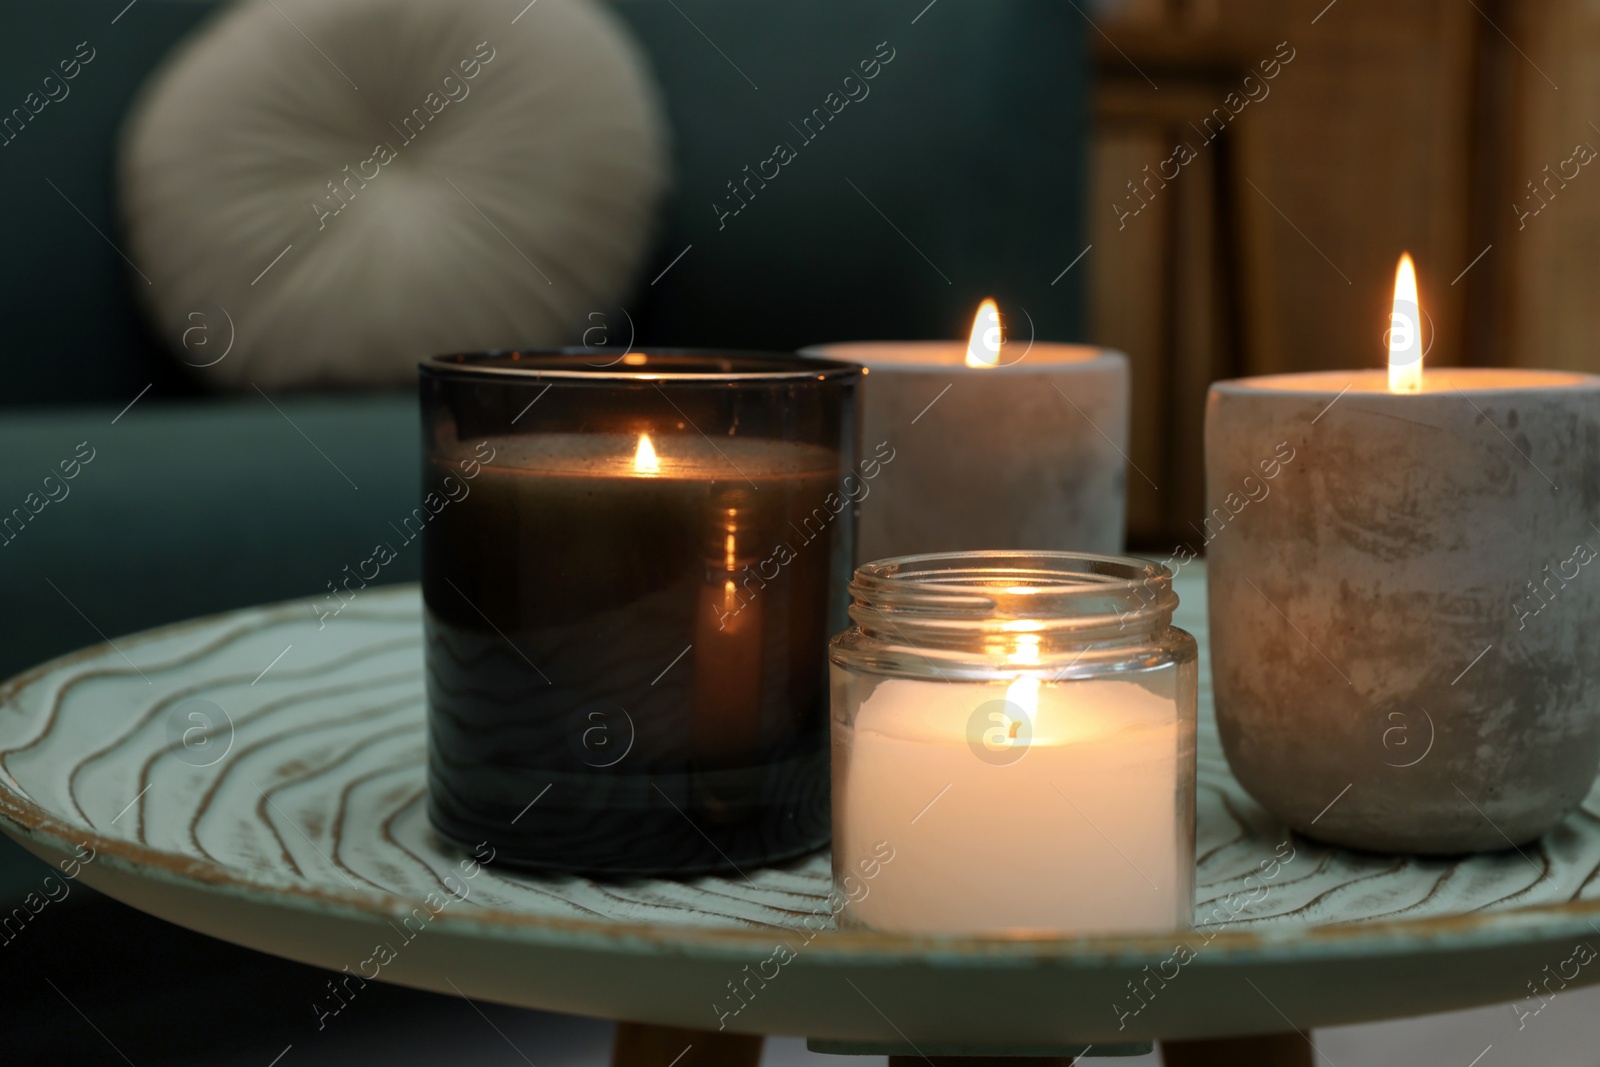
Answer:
[420,350,861,876]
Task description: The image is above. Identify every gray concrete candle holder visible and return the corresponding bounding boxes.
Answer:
[1205,369,1600,853]
[802,341,1128,562]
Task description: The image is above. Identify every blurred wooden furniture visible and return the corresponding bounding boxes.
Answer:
[610,1022,762,1067]
[1161,1033,1314,1066]
[885,1057,1076,1066]
[1090,0,1588,548]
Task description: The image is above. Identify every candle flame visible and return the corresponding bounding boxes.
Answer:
[633,433,660,474]
[1004,632,1040,721]
[1388,253,1422,394]
[964,298,1004,369]
[1005,675,1039,726]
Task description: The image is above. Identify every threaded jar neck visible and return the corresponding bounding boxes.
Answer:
[847,551,1177,650]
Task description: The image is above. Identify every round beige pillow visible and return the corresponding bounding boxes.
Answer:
[120,0,669,389]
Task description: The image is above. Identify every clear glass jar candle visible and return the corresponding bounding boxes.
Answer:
[829,551,1197,935]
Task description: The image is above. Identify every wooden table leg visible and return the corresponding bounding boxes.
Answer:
[1159,1033,1315,1067]
[886,1059,1075,1066]
[611,1022,763,1067]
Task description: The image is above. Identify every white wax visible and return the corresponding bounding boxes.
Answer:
[833,669,1190,935]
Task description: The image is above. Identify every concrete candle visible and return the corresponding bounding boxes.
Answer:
[1206,258,1600,853]
[802,301,1129,562]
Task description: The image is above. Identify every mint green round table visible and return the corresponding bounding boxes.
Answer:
[1,568,1595,1064]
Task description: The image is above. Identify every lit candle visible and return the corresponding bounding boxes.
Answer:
[1206,255,1600,853]
[829,552,1197,935]
[803,303,1129,561]
[421,351,861,875]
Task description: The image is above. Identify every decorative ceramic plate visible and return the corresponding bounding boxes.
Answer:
[2,567,1598,1049]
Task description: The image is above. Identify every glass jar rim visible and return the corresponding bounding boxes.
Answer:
[848,550,1177,638]
[422,348,863,383]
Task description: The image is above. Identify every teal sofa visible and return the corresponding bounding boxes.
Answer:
[1,0,1087,676]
